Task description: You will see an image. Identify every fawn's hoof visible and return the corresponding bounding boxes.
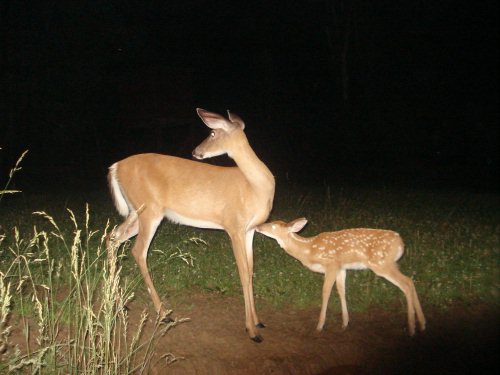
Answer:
[256,322,266,329]
[251,335,263,343]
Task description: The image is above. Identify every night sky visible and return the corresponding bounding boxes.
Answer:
[1,1,498,192]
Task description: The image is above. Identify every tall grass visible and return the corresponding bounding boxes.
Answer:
[0,149,28,206]
[1,151,187,373]
[0,206,185,373]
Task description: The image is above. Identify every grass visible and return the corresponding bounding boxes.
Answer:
[0,152,185,373]
[1,176,499,371]
[0,206,187,373]
[135,183,498,314]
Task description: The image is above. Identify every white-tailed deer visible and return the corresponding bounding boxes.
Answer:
[108,108,275,342]
[256,218,426,336]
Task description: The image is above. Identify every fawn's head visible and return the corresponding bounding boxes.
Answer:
[256,218,308,242]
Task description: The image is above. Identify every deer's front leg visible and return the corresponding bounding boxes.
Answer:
[244,229,264,328]
[317,266,338,331]
[230,231,262,342]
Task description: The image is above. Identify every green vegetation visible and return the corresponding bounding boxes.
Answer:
[1,175,499,372]
[140,183,499,312]
[0,205,185,373]
[0,151,184,373]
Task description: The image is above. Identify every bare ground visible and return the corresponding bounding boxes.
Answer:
[125,293,499,375]
[3,292,497,374]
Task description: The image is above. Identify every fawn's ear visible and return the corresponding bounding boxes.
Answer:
[288,217,308,233]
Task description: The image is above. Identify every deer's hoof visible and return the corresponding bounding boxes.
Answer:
[251,335,263,343]
[161,315,175,324]
[256,322,266,329]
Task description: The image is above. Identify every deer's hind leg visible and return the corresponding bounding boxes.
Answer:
[336,269,349,328]
[373,264,420,336]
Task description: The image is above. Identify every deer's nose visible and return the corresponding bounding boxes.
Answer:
[192,149,203,159]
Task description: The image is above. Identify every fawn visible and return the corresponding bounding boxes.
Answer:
[256,218,426,335]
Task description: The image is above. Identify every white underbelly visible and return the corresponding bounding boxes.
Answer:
[307,263,326,274]
[342,262,367,270]
[164,209,224,230]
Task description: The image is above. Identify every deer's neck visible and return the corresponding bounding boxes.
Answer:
[284,233,315,261]
[230,131,275,199]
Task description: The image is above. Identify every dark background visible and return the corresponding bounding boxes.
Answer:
[1,0,498,193]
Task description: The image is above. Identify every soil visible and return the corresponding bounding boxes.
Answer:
[3,292,498,374]
[127,293,498,375]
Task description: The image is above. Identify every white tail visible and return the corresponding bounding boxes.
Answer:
[108,108,275,342]
[256,218,426,335]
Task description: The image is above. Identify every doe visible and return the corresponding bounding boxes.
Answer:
[108,109,275,342]
[256,218,426,335]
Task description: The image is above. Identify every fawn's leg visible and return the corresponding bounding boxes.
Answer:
[317,266,338,331]
[374,264,418,336]
[336,269,349,328]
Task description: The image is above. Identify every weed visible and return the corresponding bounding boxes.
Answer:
[0,206,186,373]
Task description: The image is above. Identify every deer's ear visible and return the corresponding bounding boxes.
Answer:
[197,108,233,131]
[289,218,308,233]
[227,110,245,130]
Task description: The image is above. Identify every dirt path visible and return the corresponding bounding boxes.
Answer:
[125,293,498,374]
